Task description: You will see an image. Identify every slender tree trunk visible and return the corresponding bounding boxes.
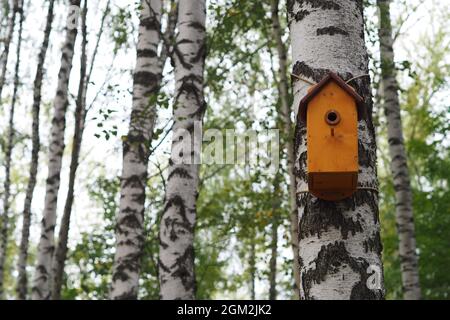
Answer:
[110,0,163,300]
[270,0,300,298]
[0,0,17,102]
[249,234,256,300]
[158,0,206,300]
[288,0,385,299]
[16,0,55,300]
[377,0,421,300]
[51,0,111,301]
[32,0,80,300]
[0,1,7,36]
[268,171,282,300]
[0,0,22,299]
[268,207,278,300]
[51,0,89,300]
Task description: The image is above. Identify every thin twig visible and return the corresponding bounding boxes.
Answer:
[290,73,316,86]
[345,74,370,84]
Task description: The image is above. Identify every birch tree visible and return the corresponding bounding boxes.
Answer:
[288,0,385,299]
[269,0,300,296]
[249,233,256,300]
[110,0,164,300]
[16,0,55,300]
[268,200,279,300]
[0,0,18,101]
[32,0,81,300]
[377,0,421,300]
[158,0,206,300]
[51,0,91,300]
[0,0,23,299]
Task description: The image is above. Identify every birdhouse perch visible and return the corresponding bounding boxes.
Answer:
[298,72,365,201]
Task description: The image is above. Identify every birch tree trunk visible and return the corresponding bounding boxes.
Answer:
[377,0,421,300]
[51,0,112,300]
[268,208,278,300]
[249,234,256,300]
[288,0,385,299]
[158,0,206,300]
[51,0,89,300]
[0,0,17,101]
[270,0,300,298]
[0,0,22,299]
[32,0,80,300]
[16,0,55,300]
[110,0,163,300]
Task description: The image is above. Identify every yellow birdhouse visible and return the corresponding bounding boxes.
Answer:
[298,72,365,201]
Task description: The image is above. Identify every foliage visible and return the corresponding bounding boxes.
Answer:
[0,0,448,300]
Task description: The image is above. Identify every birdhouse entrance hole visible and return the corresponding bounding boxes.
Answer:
[325,110,340,125]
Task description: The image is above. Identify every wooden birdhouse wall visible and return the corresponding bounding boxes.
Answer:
[299,73,362,201]
[307,81,358,174]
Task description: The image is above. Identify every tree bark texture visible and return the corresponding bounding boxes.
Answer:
[16,0,55,300]
[0,0,23,299]
[158,0,206,300]
[0,0,18,102]
[51,0,90,300]
[32,0,80,300]
[110,0,163,300]
[377,0,421,300]
[288,0,385,300]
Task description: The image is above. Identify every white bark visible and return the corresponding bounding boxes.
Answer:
[16,0,55,300]
[158,0,206,300]
[0,0,17,101]
[377,0,421,300]
[51,0,91,300]
[288,0,385,299]
[32,0,80,300]
[0,0,23,299]
[110,0,163,299]
[268,203,278,300]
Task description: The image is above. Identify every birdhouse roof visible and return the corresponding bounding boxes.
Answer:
[298,72,365,122]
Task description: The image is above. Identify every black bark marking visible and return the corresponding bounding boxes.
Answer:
[163,195,193,233]
[133,71,158,87]
[121,174,145,190]
[192,43,207,64]
[176,74,203,109]
[299,198,363,240]
[173,44,193,69]
[303,241,353,298]
[123,134,149,163]
[388,137,402,146]
[189,100,207,118]
[292,61,354,85]
[171,244,196,292]
[168,167,193,180]
[289,0,340,12]
[140,16,160,31]
[304,0,340,10]
[117,212,143,230]
[358,140,369,167]
[303,241,382,300]
[350,261,384,300]
[295,9,310,22]
[137,48,157,58]
[363,232,383,254]
[189,21,205,31]
[158,258,171,273]
[316,26,349,36]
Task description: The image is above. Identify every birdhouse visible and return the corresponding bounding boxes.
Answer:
[298,72,364,201]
